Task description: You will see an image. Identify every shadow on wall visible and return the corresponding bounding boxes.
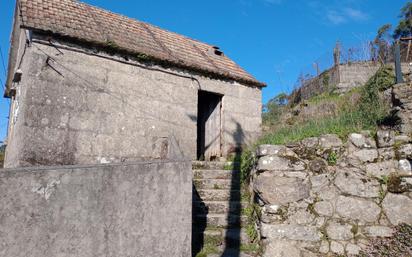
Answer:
[222,122,244,257]
[191,121,246,257]
[192,185,208,256]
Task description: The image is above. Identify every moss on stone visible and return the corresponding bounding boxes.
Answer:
[387,173,410,193]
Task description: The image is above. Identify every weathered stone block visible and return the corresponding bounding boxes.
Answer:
[398,159,412,173]
[260,223,321,241]
[378,147,396,161]
[349,148,379,163]
[363,226,394,238]
[326,222,353,240]
[330,241,345,254]
[314,201,334,217]
[257,145,283,156]
[346,243,361,255]
[349,133,376,149]
[319,134,343,148]
[262,240,301,257]
[334,169,380,198]
[376,130,395,148]
[288,209,316,225]
[395,135,411,145]
[397,144,412,159]
[365,161,397,178]
[336,196,380,223]
[310,173,333,192]
[254,174,310,205]
[257,155,306,171]
[301,137,320,149]
[382,193,412,225]
[319,240,329,253]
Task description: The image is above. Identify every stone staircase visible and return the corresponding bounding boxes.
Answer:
[192,161,256,257]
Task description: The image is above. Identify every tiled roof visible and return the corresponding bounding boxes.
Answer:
[18,0,266,87]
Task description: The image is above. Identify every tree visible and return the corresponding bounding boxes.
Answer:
[262,93,288,125]
[394,2,412,39]
[373,24,392,63]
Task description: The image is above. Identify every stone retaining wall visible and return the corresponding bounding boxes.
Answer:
[297,62,411,101]
[252,132,412,256]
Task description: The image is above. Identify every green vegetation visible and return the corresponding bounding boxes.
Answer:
[0,144,4,168]
[262,92,288,126]
[194,232,226,257]
[394,2,412,39]
[240,243,261,254]
[371,2,412,43]
[261,66,395,146]
[242,202,260,242]
[236,66,396,187]
[239,149,255,185]
[327,151,338,166]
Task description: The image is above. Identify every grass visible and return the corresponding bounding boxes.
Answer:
[194,234,221,257]
[240,243,261,254]
[259,110,378,145]
[242,203,260,242]
[306,91,341,105]
[260,66,395,146]
[327,151,338,165]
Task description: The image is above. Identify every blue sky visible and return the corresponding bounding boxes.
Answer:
[0,0,406,141]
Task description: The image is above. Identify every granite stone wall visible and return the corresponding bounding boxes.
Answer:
[252,131,412,256]
[0,160,192,257]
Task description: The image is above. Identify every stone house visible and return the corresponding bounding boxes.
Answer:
[3,0,265,168]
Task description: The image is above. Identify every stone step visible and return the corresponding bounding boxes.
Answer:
[192,161,240,170]
[194,179,240,190]
[196,189,242,201]
[193,169,240,180]
[196,213,247,228]
[196,228,251,244]
[194,201,246,215]
[207,249,255,257]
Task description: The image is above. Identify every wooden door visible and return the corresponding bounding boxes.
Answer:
[204,99,221,160]
[197,91,222,160]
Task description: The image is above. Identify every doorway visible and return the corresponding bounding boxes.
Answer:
[197,91,223,161]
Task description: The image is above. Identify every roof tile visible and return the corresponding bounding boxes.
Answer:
[18,0,265,87]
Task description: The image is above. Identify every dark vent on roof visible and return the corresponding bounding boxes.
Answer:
[212,46,224,56]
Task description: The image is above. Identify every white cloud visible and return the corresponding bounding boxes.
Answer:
[326,10,347,25]
[263,0,282,5]
[344,7,369,21]
[308,1,370,26]
[325,7,369,25]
